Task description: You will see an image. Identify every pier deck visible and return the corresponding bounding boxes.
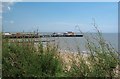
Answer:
[3,34,83,38]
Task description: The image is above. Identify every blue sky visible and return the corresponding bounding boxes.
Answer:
[2,2,118,33]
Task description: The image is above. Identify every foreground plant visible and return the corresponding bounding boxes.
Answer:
[2,38,63,77]
[67,22,120,77]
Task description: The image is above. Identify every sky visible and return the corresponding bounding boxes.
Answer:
[1,0,119,2]
[2,2,118,33]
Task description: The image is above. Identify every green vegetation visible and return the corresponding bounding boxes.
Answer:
[66,30,120,77]
[2,29,120,78]
[2,39,63,77]
[0,32,2,78]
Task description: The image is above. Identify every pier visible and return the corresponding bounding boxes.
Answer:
[3,34,83,38]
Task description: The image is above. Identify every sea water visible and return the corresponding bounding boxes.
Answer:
[40,33,118,53]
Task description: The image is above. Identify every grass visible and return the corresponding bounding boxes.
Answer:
[67,24,120,77]
[0,32,2,78]
[2,27,120,78]
[66,33,119,77]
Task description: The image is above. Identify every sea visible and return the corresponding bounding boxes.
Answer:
[39,32,118,53]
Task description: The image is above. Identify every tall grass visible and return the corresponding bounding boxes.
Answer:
[66,23,120,77]
[0,32,2,77]
[66,32,119,77]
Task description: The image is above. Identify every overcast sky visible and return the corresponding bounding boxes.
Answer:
[2,2,118,33]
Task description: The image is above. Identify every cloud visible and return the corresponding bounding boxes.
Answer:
[7,6,11,11]
[3,20,14,24]
[10,20,14,24]
[0,15,2,19]
[1,2,14,13]
[1,0,22,13]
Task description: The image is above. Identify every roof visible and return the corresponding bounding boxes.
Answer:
[4,33,11,35]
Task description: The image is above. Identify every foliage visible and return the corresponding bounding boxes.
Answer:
[67,23,120,77]
[2,26,120,78]
[2,39,63,77]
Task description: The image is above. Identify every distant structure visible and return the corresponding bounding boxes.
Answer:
[16,33,21,37]
[3,32,11,36]
[63,31,74,35]
[36,29,39,37]
[3,31,83,38]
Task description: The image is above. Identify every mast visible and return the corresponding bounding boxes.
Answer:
[37,29,38,37]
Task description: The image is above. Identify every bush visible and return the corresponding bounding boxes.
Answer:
[2,39,63,77]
